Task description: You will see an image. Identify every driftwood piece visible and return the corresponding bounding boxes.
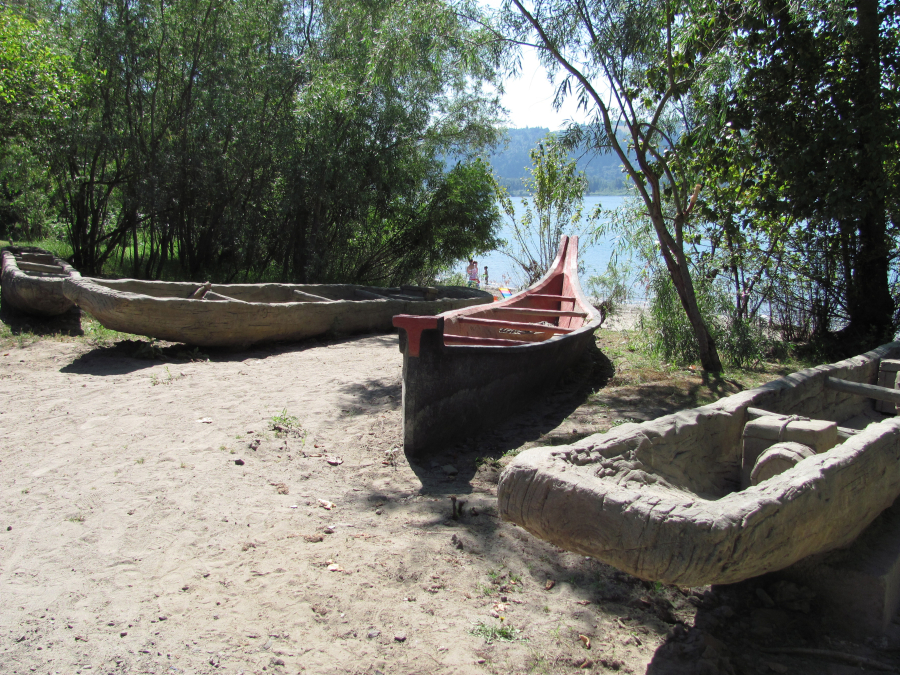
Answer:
[825,376,900,404]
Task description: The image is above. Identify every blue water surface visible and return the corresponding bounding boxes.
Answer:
[466,195,631,291]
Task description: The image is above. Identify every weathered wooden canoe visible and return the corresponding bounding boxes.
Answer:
[499,342,900,586]
[1,246,81,316]
[393,235,602,455]
[62,277,492,347]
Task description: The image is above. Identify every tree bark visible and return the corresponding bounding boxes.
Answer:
[841,0,894,347]
[652,207,723,372]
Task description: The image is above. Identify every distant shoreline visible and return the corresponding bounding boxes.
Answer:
[501,190,630,198]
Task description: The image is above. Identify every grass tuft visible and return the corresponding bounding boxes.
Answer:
[470,621,522,643]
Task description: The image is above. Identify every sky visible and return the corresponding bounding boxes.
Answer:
[497,47,594,130]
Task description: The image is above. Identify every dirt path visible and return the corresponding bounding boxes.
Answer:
[0,328,896,674]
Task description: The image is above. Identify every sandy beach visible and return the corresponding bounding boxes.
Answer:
[1,322,894,674]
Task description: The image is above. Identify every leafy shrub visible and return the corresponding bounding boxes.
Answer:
[641,269,774,368]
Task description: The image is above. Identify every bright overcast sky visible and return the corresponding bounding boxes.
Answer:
[481,0,594,130]
[498,47,594,130]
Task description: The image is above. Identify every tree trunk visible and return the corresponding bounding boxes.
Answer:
[842,0,893,347]
[652,208,724,372]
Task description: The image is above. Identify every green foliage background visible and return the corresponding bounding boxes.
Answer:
[0,0,505,285]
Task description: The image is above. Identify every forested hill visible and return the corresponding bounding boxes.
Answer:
[489,127,629,195]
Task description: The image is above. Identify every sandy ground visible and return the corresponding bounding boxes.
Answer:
[0,332,677,675]
[2,320,899,675]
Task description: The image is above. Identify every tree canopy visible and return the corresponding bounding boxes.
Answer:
[0,0,505,283]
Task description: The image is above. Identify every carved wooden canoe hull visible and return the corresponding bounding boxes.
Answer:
[499,342,900,586]
[62,277,491,347]
[393,236,602,455]
[1,247,81,316]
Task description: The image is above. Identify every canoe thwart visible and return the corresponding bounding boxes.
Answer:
[494,307,587,318]
[393,314,440,357]
[443,335,534,347]
[748,406,861,439]
[824,377,900,405]
[19,253,55,264]
[203,291,248,303]
[453,316,573,334]
[525,294,577,302]
[292,289,335,303]
[17,261,66,274]
[189,282,211,299]
[355,288,391,301]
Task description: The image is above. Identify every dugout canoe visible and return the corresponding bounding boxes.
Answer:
[1,246,81,316]
[62,277,492,347]
[393,235,602,455]
[499,341,900,587]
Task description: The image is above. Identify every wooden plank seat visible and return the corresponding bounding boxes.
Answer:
[454,316,574,334]
[524,294,577,302]
[443,335,532,347]
[18,261,66,274]
[493,307,587,318]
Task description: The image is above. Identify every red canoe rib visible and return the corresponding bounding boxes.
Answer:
[454,316,574,334]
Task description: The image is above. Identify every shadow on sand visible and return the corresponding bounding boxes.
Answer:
[395,340,615,492]
[0,302,84,338]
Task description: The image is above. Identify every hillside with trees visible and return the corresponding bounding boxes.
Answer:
[489,127,629,195]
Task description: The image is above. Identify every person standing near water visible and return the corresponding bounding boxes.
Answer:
[483,266,489,285]
[466,259,480,287]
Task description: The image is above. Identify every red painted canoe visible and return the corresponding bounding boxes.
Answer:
[393,235,602,455]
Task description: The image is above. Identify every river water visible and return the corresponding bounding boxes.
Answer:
[462,194,631,292]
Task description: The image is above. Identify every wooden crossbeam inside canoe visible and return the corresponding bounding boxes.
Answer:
[493,307,587,318]
[443,335,532,347]
[455,316,573,334]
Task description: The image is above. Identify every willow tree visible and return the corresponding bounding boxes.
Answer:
[499,0,732,371]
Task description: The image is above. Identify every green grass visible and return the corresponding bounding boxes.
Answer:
[271,408,303,438]
[470,621,522,643]
[4,237,74,259]
[82,315,135,346]
[476,583,495,597]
